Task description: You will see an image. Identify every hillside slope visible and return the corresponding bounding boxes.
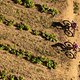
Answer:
[0,0,80,80]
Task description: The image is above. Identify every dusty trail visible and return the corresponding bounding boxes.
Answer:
[63,0,74,21]
[63,0,80,80]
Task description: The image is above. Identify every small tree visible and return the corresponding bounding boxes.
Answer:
[14,0,22,4]
[23,0,34,8]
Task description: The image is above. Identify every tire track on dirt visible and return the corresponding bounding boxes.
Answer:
[63,0,74,21]
[63,0,80,80]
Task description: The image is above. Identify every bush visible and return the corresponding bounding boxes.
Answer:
[41,32,57,42]
[18,76,24,80]
[41,4,49,13]
[48,8,59,16]
[0,70,6,79]
[23,0,34,8]
[0,44,57,69]
[23,24,31,31]
[9,75,24,80]
[0,14,5,22]
[73,1,79,14]
[46,59,57,69]
[31,30,41,35]
[41,4,59,16]
[0,70,24,80]
[14,0,22,4]
[15,22,31,31]
[3,19,14,26]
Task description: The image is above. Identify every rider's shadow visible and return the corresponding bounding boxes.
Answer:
[35,4,43,12]
[51,22,73,37]
[52,43,65,50]
[51,22,64,29]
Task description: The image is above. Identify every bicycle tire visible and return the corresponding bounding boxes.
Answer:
[65,51,74,59]
[63,20,71,26]
[64,29,73,37]
[64,41,73,48]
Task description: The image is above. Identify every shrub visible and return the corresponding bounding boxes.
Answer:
[16,23,24,30]
[18,76,24,80]
[0,70,6,79]
[0,14,5,22]
[0,44,57,69]
[23,24,31,31]
[23,0,34,8]
[41,32,57,42]
[73,1,79,14]
[48,8,59,16]
[41,4,59,16]
[46,60,54,69]
[32,30,41,35]
[9,75,15,80]
[14,0,22,4]
[0,44,5,50]
[46,59,57,69]
[9,75,24,80]
[26,52,32,60]
[41,4,49,13]
[3,19,14,26]
[31,57,37,63]
[40,56,47,62]
[15,22,31,31]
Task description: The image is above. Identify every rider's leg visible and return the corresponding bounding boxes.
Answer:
[72,29,75,37]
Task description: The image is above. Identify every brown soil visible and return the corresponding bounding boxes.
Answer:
[0,0,80,80]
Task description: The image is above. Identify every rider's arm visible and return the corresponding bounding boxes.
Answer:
[76,24,78,31]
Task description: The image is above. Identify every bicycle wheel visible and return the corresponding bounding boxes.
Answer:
[63,20,71,26]
[64,30,73,37]
[65,51,74,59]
[64,41,73,48]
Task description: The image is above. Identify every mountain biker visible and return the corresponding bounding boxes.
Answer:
[71,21,77,29]
[73,42,78,51]
[71,21,78,36]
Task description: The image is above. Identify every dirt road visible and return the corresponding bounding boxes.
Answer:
[63,0,80,80]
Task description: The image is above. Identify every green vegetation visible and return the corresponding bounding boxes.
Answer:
[0,70,24,80]
[25,54,57,69]
[14,0,22,4]
[48,8,59,16]
[41,5,48,13]
[0,15,57,43]
[15,22,31,31]
[9,75,24,80]
[3,19,14,26]
[0,14,14,26]
[23,0,34,8]
[73,1,79,14]
[0,14,5,22]
[0,44,57,69]
[46,59,56,69]
[41,32,57,42]
[41,4,59,16]
[13,0,34,8]
[31,30,57,42]
[0,70,6,80]
[31,30,41,35]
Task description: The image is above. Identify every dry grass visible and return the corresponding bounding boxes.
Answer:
[0,0,75,80]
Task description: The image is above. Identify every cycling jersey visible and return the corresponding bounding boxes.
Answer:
[71,23,77,29]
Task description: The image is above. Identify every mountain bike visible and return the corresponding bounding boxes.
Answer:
[62,20,75,37]
[62,20,73,37]
[54,41,77,59]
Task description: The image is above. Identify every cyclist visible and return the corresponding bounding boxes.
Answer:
[71,21,78,36]
[73,42,78,51]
